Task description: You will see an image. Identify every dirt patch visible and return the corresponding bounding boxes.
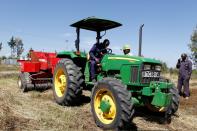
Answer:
[0,78,101,131]
[29,90,54,101]
[133,88,197,130]
[0,104,37,131]
[0,71,18,79]
[179,88,197,115]
[0,76,196,130]
[0,88,38,131]
[0,64,19,72]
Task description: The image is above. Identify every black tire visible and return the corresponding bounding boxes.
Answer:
[52,58,83,106]
[91,78,134,130]
[159,76,179,114]
[159,76,171,83]
[18,72,31,92]
[168,87,180,114]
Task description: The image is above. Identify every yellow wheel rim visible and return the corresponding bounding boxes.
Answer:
[94,88,116,124]
[54,68,67,97]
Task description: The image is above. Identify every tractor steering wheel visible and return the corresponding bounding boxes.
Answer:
[106,48,112,54]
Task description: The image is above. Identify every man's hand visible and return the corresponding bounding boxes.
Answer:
[178,58,181,63]
[186,74,191,80]
[95,58,100,63]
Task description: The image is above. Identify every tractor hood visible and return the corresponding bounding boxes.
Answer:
[101,54,161,71]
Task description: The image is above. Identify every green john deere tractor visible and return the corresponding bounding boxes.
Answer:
[52,17,179,130]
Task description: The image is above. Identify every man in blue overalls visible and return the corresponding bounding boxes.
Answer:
[176,53,192,99]
[89,39,110,82]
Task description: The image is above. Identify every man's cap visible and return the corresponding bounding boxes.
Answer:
[123,44,131,50]
[181,53,187,58]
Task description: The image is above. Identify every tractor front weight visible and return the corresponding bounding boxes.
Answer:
[132,81,173,109]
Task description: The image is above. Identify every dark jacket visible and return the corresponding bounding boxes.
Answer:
[176,59,192,78]
[89,43,106,60]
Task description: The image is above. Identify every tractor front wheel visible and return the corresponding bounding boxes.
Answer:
[91,78,134,130]
[168,87,180,114]
[52,58,83,106]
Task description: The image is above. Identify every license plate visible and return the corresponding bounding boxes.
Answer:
[142,71,160,78]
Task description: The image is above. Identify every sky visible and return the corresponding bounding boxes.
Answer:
[0,0,197,67]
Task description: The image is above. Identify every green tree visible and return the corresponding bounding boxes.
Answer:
[2,56,6,59]
[15,37,24,58]
[7,36,24,58]
[160,61,168,72]
[7,36,16,57]
[189,26,197,68]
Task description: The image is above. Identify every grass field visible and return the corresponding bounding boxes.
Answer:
[0,65,196,131]
[0,64,19,72]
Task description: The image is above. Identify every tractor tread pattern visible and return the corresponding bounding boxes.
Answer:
[159,77,179,114]
[54,58,84,106]
[169,87,180,114]
[91,77,134,130]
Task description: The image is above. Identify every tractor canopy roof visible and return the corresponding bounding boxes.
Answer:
[70,17,122,32]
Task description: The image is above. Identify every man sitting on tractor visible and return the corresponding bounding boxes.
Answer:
[89,39,110,82]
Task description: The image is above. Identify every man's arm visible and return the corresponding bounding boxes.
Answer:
[176,59,181,69]
[188,60,192,76]
[89,44,97,60]
[100,48,107,55]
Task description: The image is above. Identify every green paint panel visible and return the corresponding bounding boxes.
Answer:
[101,54,160,71]
[84,62,90,82]
[132,97,140,106]
[150,81,173,89]
[151,92,172,107]
[120,65,131,84]
[57,51,86,58]
[97,74,104,81]
[142,87,152,96]
[142,81,173,97]
[100,100,111,113]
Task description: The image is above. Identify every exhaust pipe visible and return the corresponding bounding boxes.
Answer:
[138,24,144,57]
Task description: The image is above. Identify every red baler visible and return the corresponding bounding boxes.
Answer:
[18,50,60,91]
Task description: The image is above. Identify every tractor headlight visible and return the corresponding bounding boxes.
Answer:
[155,65,161,71]
[144,64,151,70]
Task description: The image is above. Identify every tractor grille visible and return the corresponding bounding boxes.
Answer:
[130,66,139,83]
[141,77,160,84]
[140,63,161,84]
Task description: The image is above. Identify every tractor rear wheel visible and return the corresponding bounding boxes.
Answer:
[91,78,134,130]
[18,72,31,92]
[52,58,83,106]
